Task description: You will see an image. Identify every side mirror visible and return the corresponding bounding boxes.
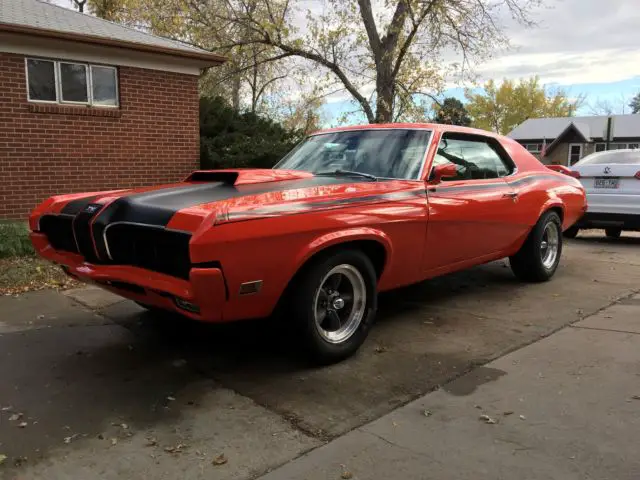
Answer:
[430,163,458,183]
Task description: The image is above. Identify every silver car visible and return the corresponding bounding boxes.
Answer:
[564,149,640,238]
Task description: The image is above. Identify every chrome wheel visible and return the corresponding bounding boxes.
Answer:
[313,264,367,344]
[540,221,560,269]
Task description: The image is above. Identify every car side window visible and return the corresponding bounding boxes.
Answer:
[434,135,514,181]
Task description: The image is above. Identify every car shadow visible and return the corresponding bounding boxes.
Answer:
[121,260,521,372]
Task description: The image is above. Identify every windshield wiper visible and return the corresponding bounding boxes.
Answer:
[315,169,378,181]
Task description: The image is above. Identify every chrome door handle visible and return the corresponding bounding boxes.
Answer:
[502,192,519,198]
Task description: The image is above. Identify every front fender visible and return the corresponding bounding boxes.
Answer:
[293,227,393,278]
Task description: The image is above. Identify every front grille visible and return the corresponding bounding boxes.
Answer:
[72,207,101,263]
[105,224,192,279]
[39,215,78,253]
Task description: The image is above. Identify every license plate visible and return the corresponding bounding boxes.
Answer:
[594,177,619,189]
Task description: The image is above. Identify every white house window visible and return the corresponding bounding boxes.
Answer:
[26,58,118,107]
[524,143,542,153]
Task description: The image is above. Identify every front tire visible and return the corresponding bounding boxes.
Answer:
[289,249,378,365]
[605,227,622,238]
[510,211,563,282]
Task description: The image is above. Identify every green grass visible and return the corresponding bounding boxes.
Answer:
[0,221,35,258]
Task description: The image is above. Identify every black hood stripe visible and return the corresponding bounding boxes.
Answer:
[90,176,371,260]
[61,195,102,215]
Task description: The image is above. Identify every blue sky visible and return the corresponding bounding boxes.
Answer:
[322,77,640,126]
[319,0,640,126]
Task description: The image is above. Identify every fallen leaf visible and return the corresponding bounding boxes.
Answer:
[503,411,514,416]
[631,395,640,400]
[374,345,387,354]
[9,413,23,422]
[423,409,432,417]
[341,472,354,479]
[474,405,482,410]
[64,434,79,444]
[519,415,526,420]
[120,423,129,430]
[14,456,27,467]
[212,453,228,466]
[145,437,157,447]
[1,406,12,412]
[0,454,7,465]
[97,434,105,440]
[37,314,45,320]
[18,422,28,428]
[479,415,497,424]
[164,443,187,454]
[111,438,118,446]
[167,396,176,402]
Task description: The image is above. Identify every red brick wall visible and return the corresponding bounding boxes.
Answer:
[0,51,200,220]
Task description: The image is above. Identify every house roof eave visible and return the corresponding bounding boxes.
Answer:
[0,22,226,66]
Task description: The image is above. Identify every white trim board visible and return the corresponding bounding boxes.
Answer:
[0,32,206,76]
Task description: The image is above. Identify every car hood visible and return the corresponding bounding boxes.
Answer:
[34,169,422,235]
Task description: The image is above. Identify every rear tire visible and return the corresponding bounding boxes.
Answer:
[510,211,563,282]
[288,249,377,365]
[605,227,622,238]
[563,226,579,238]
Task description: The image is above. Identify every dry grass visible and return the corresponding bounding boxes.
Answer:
[0,257,78,295]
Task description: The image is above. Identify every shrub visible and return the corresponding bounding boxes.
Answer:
[200,96,304,170]
[0,221,35,258]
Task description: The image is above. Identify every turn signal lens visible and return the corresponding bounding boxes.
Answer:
[635,171,640,180]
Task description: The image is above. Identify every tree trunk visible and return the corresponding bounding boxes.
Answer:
[231,76,241,112]
[375,61,395,123]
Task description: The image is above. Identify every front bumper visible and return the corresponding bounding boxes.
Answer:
[31,233,227,321]
[573,212,640,231]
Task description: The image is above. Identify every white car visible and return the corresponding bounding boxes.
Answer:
[564,149,640,238]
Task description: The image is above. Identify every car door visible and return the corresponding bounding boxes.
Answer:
[423,132,521,273]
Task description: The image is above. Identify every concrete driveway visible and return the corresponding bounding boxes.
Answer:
[0,232,639,478]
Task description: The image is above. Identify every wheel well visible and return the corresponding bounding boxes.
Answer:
[300,240,387,279]
[272,240,387,318]
[546,206,564,223]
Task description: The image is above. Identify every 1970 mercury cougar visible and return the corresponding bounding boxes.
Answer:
[30,124,587,364]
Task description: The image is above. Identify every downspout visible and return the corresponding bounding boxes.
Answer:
[605,116,612,150]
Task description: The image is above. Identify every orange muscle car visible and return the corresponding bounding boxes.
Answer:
[30,124,587,364]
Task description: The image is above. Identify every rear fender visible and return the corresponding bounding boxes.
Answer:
[537,197,567,229]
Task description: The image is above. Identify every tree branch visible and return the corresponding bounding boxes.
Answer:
[357,0,382,61]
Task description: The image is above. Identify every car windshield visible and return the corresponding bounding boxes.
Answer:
[576,150,640,165]
[273,129,432,180]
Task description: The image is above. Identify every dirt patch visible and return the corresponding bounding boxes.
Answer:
[0,257,77,295]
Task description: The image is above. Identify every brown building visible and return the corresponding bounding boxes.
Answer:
[0,0,224,220]
[508,114,640,166]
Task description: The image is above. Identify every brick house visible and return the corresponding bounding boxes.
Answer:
[0,0,224,219]
[507,114,640,166]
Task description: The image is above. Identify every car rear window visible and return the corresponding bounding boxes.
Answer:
[577,150,640,165]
